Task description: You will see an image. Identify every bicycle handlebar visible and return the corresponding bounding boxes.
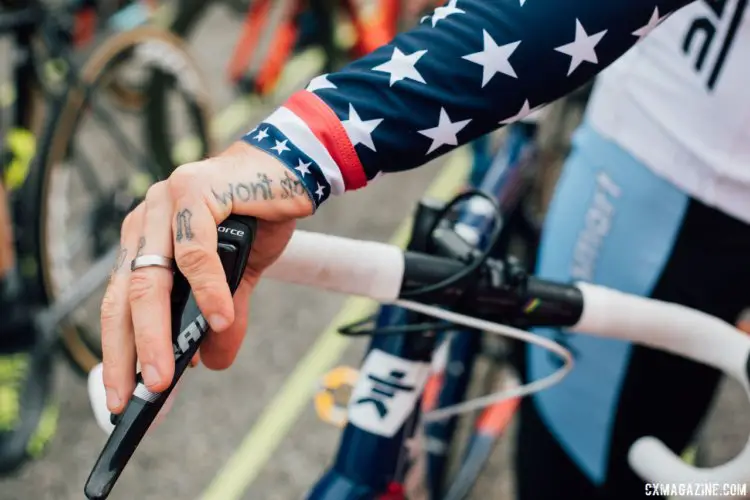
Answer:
[263,230,750,484]
[573,282,750,483]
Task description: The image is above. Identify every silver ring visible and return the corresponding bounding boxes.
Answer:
[130,255,174,272]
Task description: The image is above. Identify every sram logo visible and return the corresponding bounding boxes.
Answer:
[218,226,245,237]
[682,0,747,90]
[172,316,208,358]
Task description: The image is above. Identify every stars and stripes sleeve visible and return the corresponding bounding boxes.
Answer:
[242,0,693,209]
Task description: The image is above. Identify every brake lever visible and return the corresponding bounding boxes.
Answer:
[84,215,257,500]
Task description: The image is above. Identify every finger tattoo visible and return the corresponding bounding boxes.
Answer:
[175,209,194,243]
[136,237,146,258]
[112,246,128,274]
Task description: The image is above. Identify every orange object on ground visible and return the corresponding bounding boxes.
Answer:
[228,0,300,95]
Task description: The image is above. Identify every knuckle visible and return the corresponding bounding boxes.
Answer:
[190,278,225,303]
[100,288,120,326]
[101,346,125,386]
[120,204,145,246]
[101,356,119,385]
[121,206,141,236]
[133,327,158,350]
[144,181,169,208]
[102,371,118,392]
[128,271,155,303]
[176,245,212,276]
[167,163,201,199]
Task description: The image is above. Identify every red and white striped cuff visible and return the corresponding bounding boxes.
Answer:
[268,91,368,193]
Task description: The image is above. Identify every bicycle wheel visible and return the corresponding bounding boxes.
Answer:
[168,0,308,94]
[166,0,379,105]
[36,26,213,374]
[402,335,517,500]
[404,110,585,498]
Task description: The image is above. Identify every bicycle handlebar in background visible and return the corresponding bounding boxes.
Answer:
[263,230,750,485]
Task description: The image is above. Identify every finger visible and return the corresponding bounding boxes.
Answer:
[190,352,201,367]
[171,199,234,335]
[243,219,297,279]
[199,220,293,370]
[200,277,252,370]
[100,205,142,413]
[129,182,175,393]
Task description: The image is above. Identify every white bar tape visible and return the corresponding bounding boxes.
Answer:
[572,282,750,379]
[88,363,115,435]
[262,230,404,302]
[573,282,750,484]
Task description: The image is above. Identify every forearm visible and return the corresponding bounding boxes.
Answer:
[245,0,694,209]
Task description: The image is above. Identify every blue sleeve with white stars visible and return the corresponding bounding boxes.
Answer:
[243,0,693,209]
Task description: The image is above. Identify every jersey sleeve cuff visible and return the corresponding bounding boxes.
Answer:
[242,91,368,209]
[241,122,326,211]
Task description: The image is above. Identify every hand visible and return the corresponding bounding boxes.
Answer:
[100,141,313,414]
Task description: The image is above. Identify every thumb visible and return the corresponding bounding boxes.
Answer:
[198,219,294,370]
[199,278,252,370]
[244,219,296,281]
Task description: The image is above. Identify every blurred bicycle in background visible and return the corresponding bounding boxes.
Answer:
[0,0,210,470]
[2,1,737,496]
[54,0,450,372]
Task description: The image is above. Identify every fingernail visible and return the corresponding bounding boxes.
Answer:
[209,314,230,332]
[106,389,121,411]
[142,364,161,388]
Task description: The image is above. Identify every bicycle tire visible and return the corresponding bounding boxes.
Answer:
[403,338,510,500]
[445,340,509,477]
[415,238,537,499]
[36,26,212,375]
[166,0,390,98]
[166,0,210,39]
[404,112,579,498]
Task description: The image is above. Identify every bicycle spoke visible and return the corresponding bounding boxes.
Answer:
[86,88,160,176]
[67,141,108,196]
[37,245,119,350]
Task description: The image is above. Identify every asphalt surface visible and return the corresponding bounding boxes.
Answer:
[2,3,750,500]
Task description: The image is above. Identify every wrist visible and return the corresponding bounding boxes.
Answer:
[213,140,315,219]
[239,118,348,212]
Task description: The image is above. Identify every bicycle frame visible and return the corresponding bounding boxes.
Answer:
[175,0,442,96]
[306,122,543,499]
[1,1,61,304]
[86,206,750,498]
[256,229,750,494]
[0,0,178,348]
[0,0,129,251]
[420,123,540,499]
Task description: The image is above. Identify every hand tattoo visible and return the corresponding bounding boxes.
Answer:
[136,237,146,258]
[279,171,307,199]
[175,209,194,243]
[212,171,312,207]
[113,247,127,273]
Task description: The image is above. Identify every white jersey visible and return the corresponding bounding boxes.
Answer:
[587,0,750,224]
